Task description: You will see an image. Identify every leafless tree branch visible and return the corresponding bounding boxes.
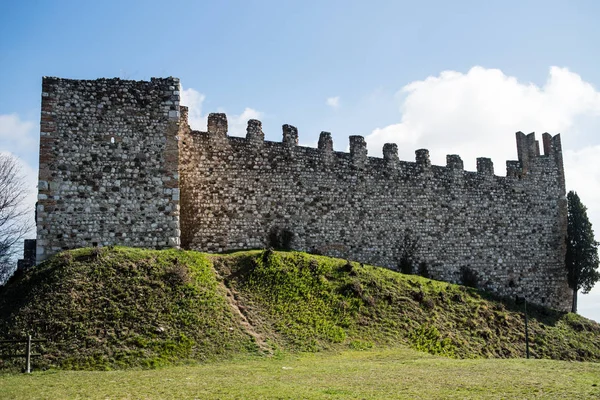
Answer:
[0,153,34,283]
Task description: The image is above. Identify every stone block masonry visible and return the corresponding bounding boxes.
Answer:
[179,113,571,311]
[35,77,572,311]
[36,77,181,262]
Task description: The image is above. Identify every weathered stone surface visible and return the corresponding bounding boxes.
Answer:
[36,77,572,311]
[36,77,181,263]
[179,114,571,311]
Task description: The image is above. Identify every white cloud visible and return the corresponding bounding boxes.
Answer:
[180,87,206,131]
[366,66,600,322]
[0,113,37,157]
[579,286,600,322]
[564,146,600,226]
[326,96,340,109]
[367,66,600,167]
[228,108,263,137]
[180,88,263,137]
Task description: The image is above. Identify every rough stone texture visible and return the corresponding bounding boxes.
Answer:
[180,112,571,311]
[36,77,181,263]
[36,77,572,311]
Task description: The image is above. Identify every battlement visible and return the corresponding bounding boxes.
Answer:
[36,77,572,312]
[183,112,564,187]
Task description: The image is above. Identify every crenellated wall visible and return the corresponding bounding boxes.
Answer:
[179,110,571,311]
[35,77,572,311]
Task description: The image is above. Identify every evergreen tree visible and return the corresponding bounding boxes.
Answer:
[566,191,600,313]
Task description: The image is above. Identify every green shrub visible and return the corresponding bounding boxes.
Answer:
[397,231,419,275]
[267,227,295,250]
[418,262,431,279]
[460,266,479,288]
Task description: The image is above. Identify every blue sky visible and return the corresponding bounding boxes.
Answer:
[1,0,600,321]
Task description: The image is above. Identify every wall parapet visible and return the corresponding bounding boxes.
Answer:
[189,113,564,187]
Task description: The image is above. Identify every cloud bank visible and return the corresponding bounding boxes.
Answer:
[0,114,37,158]
[367,67,600,167]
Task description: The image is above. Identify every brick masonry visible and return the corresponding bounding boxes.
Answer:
[34,77,572,311]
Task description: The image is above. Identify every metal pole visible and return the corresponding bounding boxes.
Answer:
[25,335,31,373]
[524,300,530,359]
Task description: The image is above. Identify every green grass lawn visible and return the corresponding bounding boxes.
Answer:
[1,347,599,399]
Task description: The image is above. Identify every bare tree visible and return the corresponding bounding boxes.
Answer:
[0,153,32,284]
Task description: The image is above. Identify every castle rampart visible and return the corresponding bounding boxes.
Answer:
[35,77,572,311]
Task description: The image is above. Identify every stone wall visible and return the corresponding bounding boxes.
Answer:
[180,111,572,311]
[36,77,181,263]
[35,77,572,311]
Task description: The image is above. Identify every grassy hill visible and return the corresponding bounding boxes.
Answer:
[0,247,599,370]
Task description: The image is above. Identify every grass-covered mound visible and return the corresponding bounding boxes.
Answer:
[0,247,258,370]
[0,247,599,370]
[215,250,600,361]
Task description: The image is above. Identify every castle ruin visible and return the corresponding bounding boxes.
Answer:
[31,76,572,311]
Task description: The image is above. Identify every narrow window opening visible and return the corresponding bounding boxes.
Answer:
[92,242,98,247]
[110,137,115,144]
